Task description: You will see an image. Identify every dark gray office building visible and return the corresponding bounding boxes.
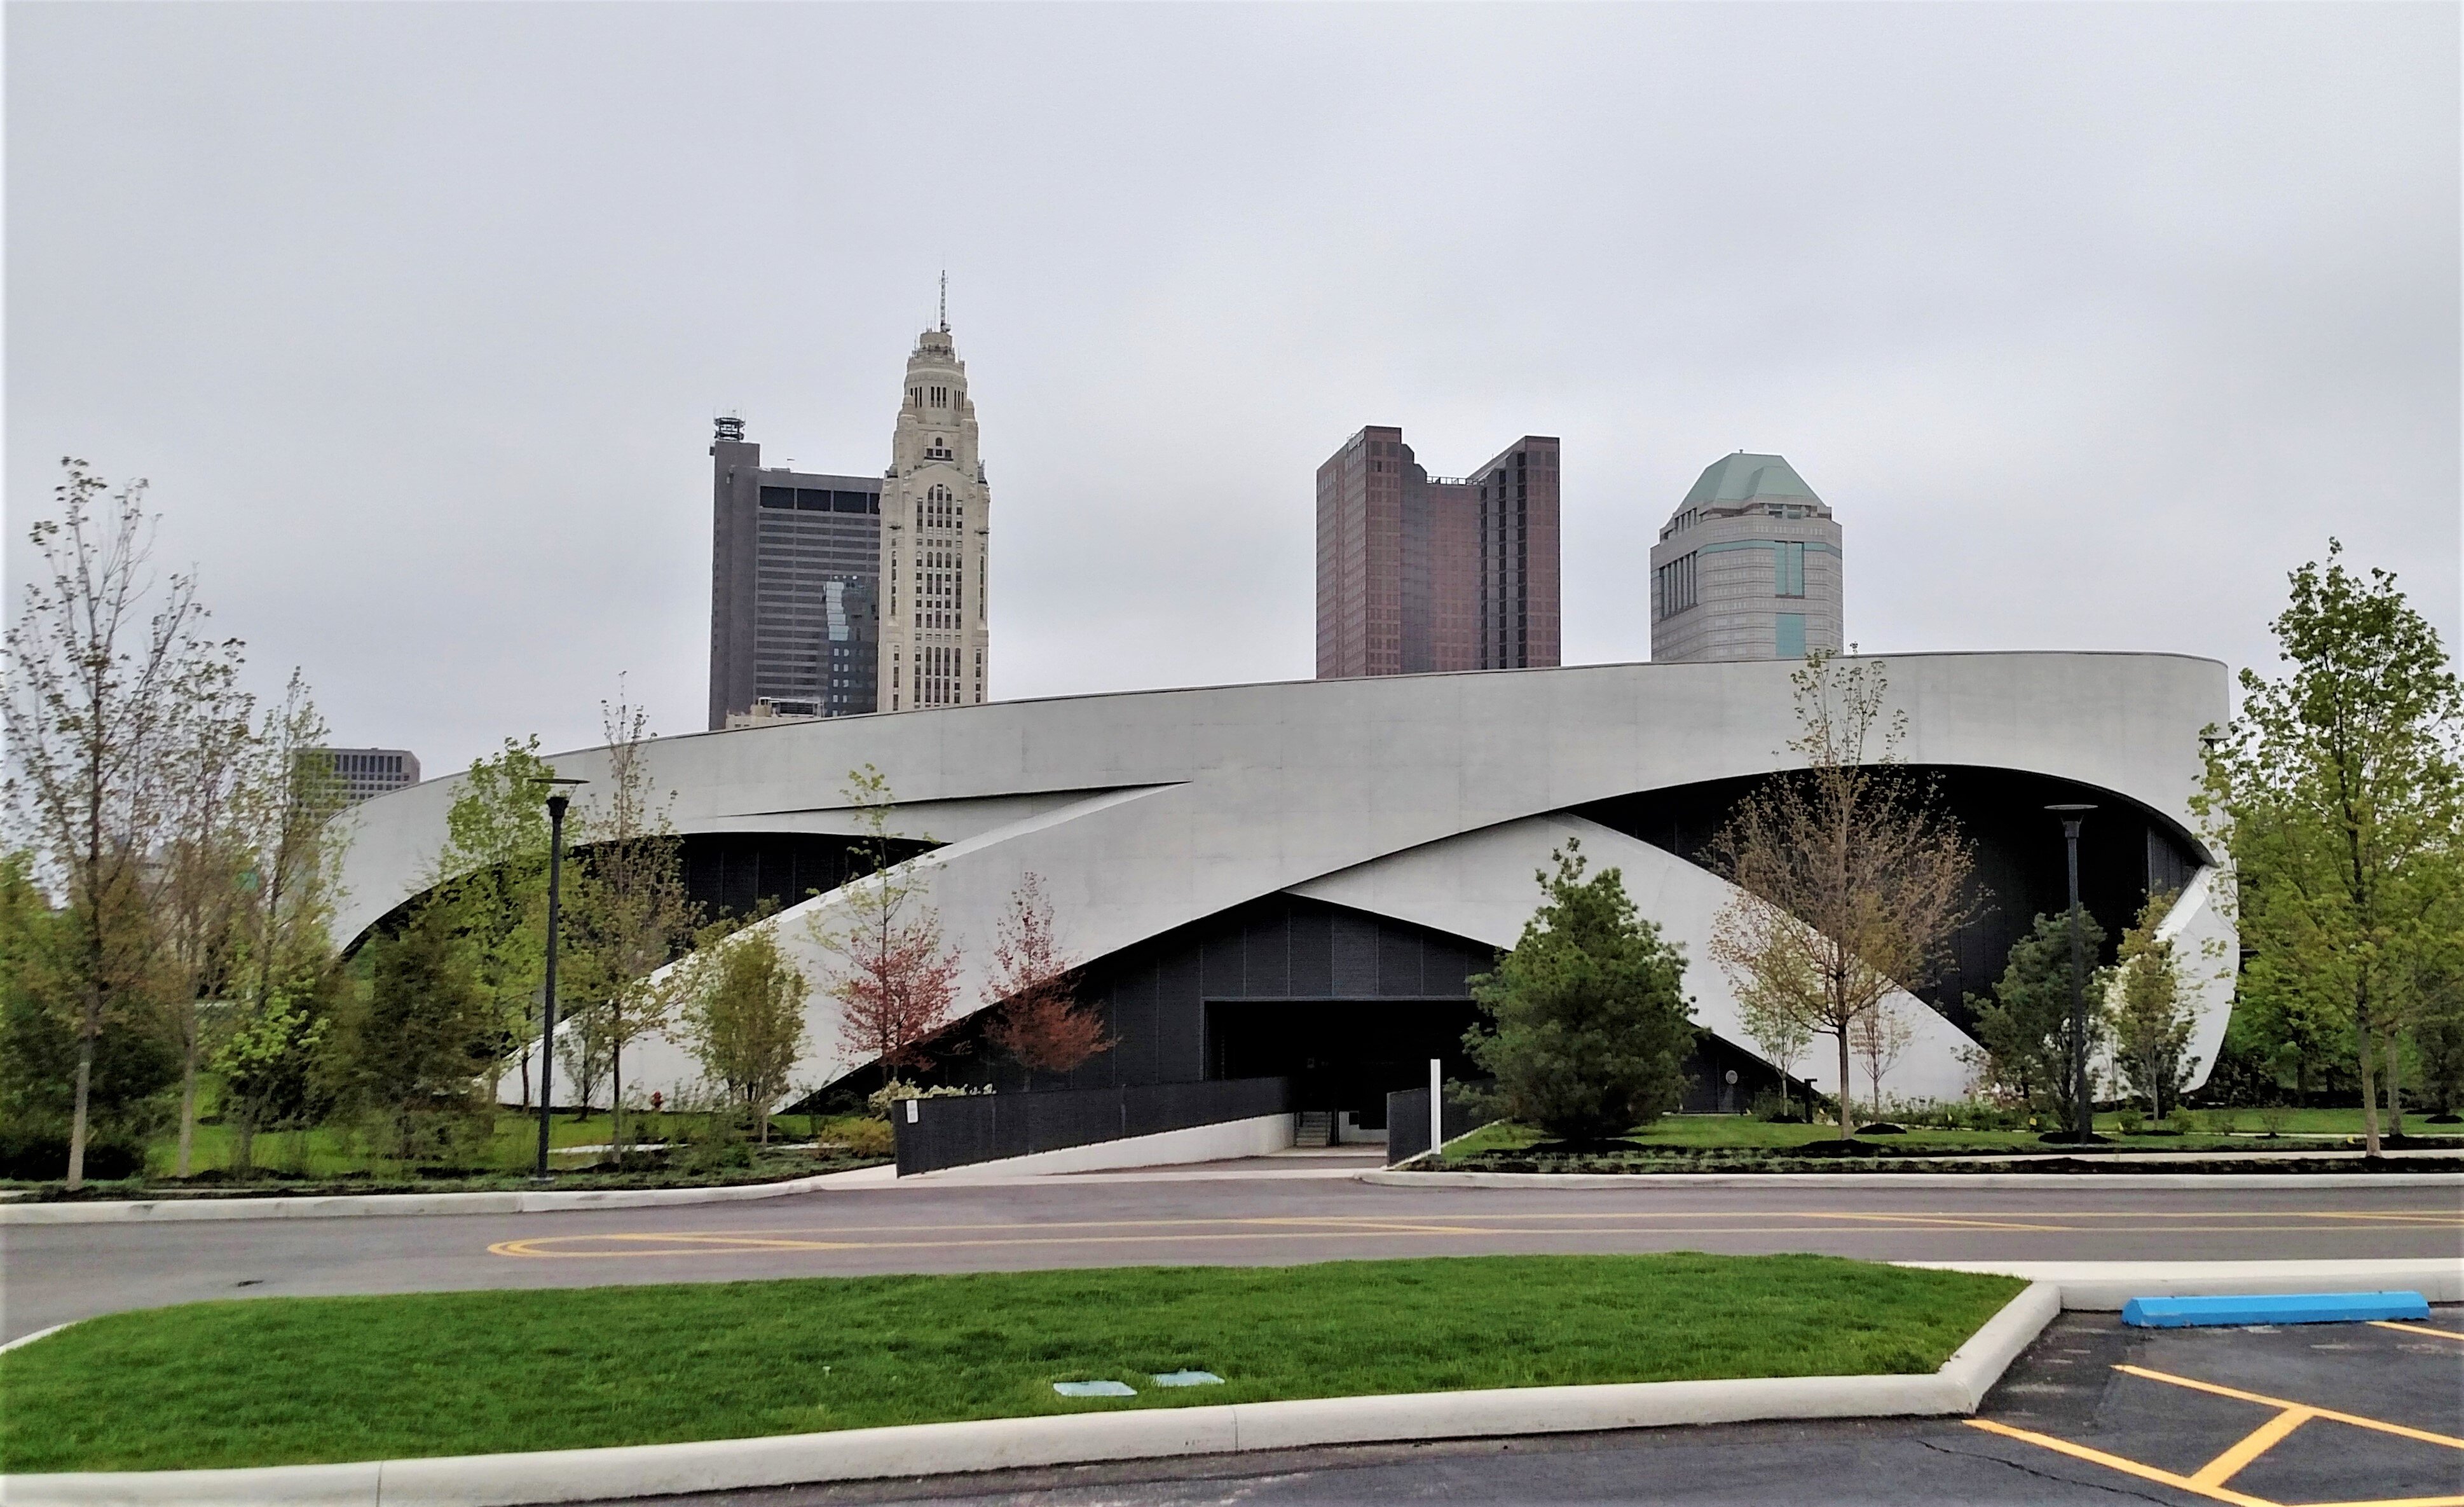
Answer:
[707,416,882,729]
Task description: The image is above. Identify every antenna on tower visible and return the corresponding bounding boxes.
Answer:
[938,269,948,332]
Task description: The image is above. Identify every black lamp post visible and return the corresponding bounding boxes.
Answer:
[530,776,588,1181]
[2046,803,2097,1144]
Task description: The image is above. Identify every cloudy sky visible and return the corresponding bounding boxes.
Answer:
[8,3,2456,774]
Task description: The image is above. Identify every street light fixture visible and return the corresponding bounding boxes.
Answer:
[2046,803,2097,1145]
[530,776,589,1181]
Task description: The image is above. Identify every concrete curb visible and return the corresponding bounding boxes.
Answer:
[0,1167,884,1226]
[0,1281,2064,1506]
[1358,1168,2464,1190]
[1899,1259,2464,1310]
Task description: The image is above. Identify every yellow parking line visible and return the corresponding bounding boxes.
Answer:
[2371,1321,2464,1342]
[2113,1365,2464,1450]
[2188,1406,2312,1489]
[1962,1417,2277,1506]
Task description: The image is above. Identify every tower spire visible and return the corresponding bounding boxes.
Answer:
[938,269,948,333]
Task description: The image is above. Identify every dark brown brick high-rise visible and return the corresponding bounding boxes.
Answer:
[1315,427,1559,678]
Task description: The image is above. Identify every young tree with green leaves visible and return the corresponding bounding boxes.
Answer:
[3,461,234,1187]
[563,693,697,1145]
[155,655,259,1176]
[1732,944,1816,1118]
[1708,653,1975,1139]
[319,898,495,1164]
[2196,542,2462,1156]
[219,673,349,1174]
[1463,840,1696,1143]
[1970,910,2111,1127]
[0,850,179,1180]
[432,736,557,1108]
[2109,891,2199,1120]
[676,921,808,1143]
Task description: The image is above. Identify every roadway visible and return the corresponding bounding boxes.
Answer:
[5,1155,2457,1341]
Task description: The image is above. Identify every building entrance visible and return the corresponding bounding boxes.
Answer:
[1205,999,1484,1131]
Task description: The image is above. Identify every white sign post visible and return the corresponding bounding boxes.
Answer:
[1428,1057,1443,1158]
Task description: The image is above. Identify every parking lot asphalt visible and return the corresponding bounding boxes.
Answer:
[4,1171,2457,1340]
[615,1309,2464,1507]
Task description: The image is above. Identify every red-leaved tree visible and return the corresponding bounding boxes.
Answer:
[812,766,960,1074]
[984,872,1110,1077]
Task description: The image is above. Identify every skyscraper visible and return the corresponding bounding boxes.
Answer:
[706,416,881,729]
[1315,427,1559,678]
[877,315,991,712]
[1648,452,1842,663]
[311,747,421,806]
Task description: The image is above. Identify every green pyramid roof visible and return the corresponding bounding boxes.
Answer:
[1681,453,1821,508]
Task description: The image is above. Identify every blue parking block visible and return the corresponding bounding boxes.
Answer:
[2120,1291,2432,1328]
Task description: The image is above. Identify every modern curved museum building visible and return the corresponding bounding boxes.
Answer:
[335,652,2235,1137]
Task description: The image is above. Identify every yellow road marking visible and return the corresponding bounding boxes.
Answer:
[2372,1321,2464,1342]
[2113,1365,2464,1450]
[1963,1417,2277,1506]
[2189,1406,2312,1489]
[488,1215,2459,1260]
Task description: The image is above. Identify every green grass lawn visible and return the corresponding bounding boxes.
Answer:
[0,1255,2024,1474]
[1439,1108,2461,1163]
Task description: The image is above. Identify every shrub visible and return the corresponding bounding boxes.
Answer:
[1464,843,1695,1142]
[0,1124,145,1183]
[826,1117,895,1155]
[865,1080,985,1119]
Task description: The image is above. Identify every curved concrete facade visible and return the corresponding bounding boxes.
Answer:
[336,653,2233,1110]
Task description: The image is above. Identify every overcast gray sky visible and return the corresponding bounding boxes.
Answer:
[9,3,2456,775]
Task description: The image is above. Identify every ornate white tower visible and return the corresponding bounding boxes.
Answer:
[877,296,990,711]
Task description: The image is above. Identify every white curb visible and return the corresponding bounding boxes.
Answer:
[1899,1258,2464,1310]
[0,1167,884,1227]
[1359,1169,2464,1190]
[0,1281,2060,1506]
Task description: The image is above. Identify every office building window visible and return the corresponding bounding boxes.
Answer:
[1655,552,1697,620]
[1776,613,1807,658]
[1776,540,1805,598]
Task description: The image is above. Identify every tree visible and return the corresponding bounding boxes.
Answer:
[0,851,178,1180]
[563,692,697,1145]
[1708,653,1975,1139]
[154,652,258,1176]
[1732,940,1817,1119]
[320,898,496,1164]
[1852,995,1914,1118]
[983,872,1109,1078]
[812,766,959,1076]
[219,674,348,1174]
[2110,890,2200,1119]
[676,921,807,1143]
[2197,542,2462,1156]
[3,462,231,1187]
[431,737,556,1108]
[1971,910,2111,1128]
[1463,841,1696,1143]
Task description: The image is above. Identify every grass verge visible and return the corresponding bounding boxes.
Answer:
[0,1254,2023,1474]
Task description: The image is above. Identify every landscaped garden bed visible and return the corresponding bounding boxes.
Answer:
[1418,1112,2464,1174]
[0,1253,2024,1473]
[0,1109,893,1202]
